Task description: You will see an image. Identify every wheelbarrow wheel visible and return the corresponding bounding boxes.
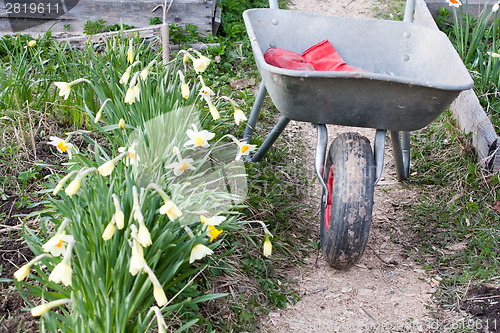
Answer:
[320,132,375,270]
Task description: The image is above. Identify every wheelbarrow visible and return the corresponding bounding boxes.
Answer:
[242,0,474,269]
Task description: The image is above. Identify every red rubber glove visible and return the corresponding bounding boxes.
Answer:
[302,39,365,72]
[264,47,315,71]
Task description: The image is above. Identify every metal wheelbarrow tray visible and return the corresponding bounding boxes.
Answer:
[243,4,473,270]
[243,8,473,132]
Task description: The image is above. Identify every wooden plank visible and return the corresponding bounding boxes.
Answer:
[414,0,500,172]
[0,0,218,36]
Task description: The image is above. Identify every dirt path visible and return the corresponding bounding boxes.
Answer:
[261,1,438,331]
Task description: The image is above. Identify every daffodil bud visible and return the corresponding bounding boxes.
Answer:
[263,234,272,257]
[65,178,81,197]
[102,222,116,240]
[119,118,126,130]
[48,260,72,286]
[137,223,152,247]
[14,264,31,282]
[28,40,36,47]
[98,159,116,177]
[31,298,72,317]
[153,286,168,307]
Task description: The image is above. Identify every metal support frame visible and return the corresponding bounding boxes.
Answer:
[373,129,387,185]
[314,124,329,207]
[390,131,411,181]
[243,82,267,143]
[249,116,291,162]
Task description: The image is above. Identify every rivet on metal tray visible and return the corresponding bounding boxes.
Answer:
[269,41,277,48]
[272,18,279,25]
[404,31,411,38]
[403,54,410,62]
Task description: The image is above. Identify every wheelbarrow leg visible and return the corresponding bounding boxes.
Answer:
[243,81,267,143]
[314,124,328,207]
[373,129,387,185]
[249,116,290,162]
[390,130,411,181]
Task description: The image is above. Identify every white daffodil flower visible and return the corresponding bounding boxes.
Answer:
[166,146,195,176]
[184,123,215,148]
[48,260,72,286]
[159,200,182,221]
[235,138,257,161]
[189,244,214,263]
[48,136,77,159]
[31,298,72,317]
[234,108,248,125]
[53,78,90,100]
[118,141,140,167]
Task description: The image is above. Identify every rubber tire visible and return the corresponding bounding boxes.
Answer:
[320,132,375,270]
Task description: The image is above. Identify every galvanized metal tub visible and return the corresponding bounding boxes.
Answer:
[243,8,474,131]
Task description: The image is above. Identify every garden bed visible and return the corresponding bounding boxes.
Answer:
[416,0,500,172]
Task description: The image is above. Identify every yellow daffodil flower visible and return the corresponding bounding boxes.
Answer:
[207,225,222,242]
[144,266,168,306]
[129,240,147,276]
[127,40,134,63]
[31,298,72,317]
[488,51,500,58]
[235,138,257,161]
[189,244,214,263]
[184,123,215,148]
[53,78,90,100]
[263,234,272,257]
[159,200,182,221]
[140,60,157,80]
[120,66,132,85]
[118,118,126,130]
[28,40,36,47]
[48,136,77,159]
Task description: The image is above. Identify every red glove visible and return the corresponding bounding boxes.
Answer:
[302,39,365,72]
[264,47,315,71]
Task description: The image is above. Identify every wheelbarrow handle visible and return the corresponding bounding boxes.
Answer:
[269,0,279,9]
[404,0,416,22]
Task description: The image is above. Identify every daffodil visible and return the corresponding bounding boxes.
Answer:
[53,171,78,195]
[112,194,125,229]
[137,222,152,247]
[132,186,144,224]
[177,71,190,99]
[53,78,90,100]
[120,66,132,85]
[207,225,223,242]
[129,225,147,276]
[200,215,226,226]
[102,219,116,241]
[98,159,115,177]
[94,98,111,123]
[118,141,140,166]
[494,2,500,12]
[13,254,49,282]
[42,234,68,257]
[233,108,247,125]
[189,244,214,263]
[124,84,140,104]
[64,167,96,197]
[184,123,215,148]
[127,39,134,63]
[28,40,36,48]
[49,259,72,286]
[65,177,81,197]
[144,266,168,306]
[48,136,77,159]
[159,200,182,221]
[151,306,168,333]
[166,146,195,176]
[119,118,126,130]
[263,233,272,257]
[31,298,72,317]
[192,51,211,73]
[235,138,257,161]
[446,0,461,7]
[488,51,500,58]
[140,60,157,80]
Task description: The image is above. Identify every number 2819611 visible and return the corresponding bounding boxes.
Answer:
[5,2,60,15]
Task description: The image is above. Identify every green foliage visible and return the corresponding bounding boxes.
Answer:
[83,19,134,35]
